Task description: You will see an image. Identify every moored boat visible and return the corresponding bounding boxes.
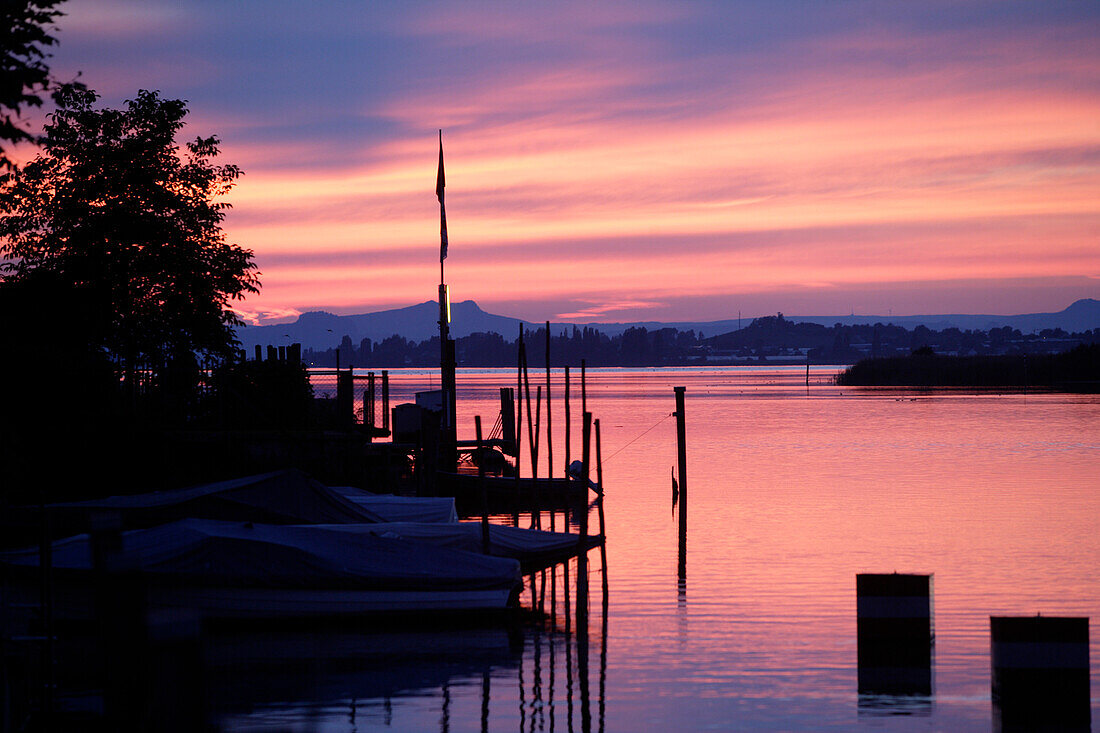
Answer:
[0,519,522,622]
[309,521,603,573]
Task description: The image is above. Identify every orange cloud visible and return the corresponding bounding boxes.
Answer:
[39,1,1100,322]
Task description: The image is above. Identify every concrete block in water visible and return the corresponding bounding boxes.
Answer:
[991,615,1089,731]
[857,573,933,695]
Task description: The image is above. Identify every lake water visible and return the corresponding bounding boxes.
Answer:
[219,366,1099,731]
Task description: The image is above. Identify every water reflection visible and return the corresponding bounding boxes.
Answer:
[15,368,1099,730]
[210,556,609,732]
[208,625,523,720]
[857,693,933,717]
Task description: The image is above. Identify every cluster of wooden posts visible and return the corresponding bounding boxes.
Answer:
[856,573,1090,727]
[468,324,609,633]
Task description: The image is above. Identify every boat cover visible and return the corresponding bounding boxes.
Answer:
[0,519,521,592]
[47,470,387,526]
[332,488,458,524]
[310,522,599,570]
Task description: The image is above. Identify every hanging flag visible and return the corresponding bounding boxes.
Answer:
[436,130,448,262]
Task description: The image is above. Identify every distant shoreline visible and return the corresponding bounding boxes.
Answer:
[836,344,1100,391]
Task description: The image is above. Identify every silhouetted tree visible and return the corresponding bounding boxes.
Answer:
[0,1,65,169]
[0,84,259,393]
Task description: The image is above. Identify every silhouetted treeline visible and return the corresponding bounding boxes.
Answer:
[837,343,1100,389]
[302,313,1100,367]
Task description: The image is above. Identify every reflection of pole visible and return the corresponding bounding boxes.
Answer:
[564,557,572,634]
[675,387,688,581]
[578,583,592,733]
[599,574,608,733]
[565,596,574,728]
[533,621,544,731]
[440,681,450,733]
[548,626,556,733]
[518,637,526,731]
[480,670,490,733]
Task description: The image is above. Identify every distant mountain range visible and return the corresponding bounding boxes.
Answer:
[235,298,1100,352]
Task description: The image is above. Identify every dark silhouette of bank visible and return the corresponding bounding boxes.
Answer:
[837,343,1100,390]
[0,84,267,504]
[299,313,1100,368]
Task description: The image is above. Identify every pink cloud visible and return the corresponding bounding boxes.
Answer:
[554,300,667,321]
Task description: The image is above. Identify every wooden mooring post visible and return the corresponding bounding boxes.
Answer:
[674,386,688,580]
[475,415,489,554]
[577,411,592,631]
[563,366,571,519]
[545,321,554,532]
[513,326,524,527]
[594,418,608,603]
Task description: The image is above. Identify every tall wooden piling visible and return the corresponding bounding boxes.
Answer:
[499,387,516,451]
[577,411,592,631]
[534,385,542,527]
[514,326,524,527]
[380,369,389,431]
[595,418,609,603]
[475,415,489,554]
[523,345,540,528]
[674,386,688,580]
[545,321,554,531]
[564,366,571,521]
[576,412,594,732]
[581,359,587,418]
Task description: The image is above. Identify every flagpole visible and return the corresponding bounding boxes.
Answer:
[436,130,457,472]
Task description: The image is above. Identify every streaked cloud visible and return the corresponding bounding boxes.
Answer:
[29,1,1100,323]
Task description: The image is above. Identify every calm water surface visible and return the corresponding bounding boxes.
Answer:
[221,367,1099,731]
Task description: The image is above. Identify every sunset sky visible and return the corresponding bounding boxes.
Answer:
[30,1,1100,324]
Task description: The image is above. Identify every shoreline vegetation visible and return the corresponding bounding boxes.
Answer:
[836,344,1100,391]
[302,314,1100,369]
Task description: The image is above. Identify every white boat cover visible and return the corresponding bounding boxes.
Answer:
[0,519,520,592]
[308,522,588,566]
[47,470,387,525]
[333,489,459,524]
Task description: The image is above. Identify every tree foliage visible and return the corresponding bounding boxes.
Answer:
[0,84,260,379]
[0,0,65,169]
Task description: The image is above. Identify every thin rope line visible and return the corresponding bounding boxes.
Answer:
[602,412,674,464]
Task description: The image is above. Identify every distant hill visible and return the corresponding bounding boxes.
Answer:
[783,298,1100,334]
[236,300,529,351]
[235,298,1100,351]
